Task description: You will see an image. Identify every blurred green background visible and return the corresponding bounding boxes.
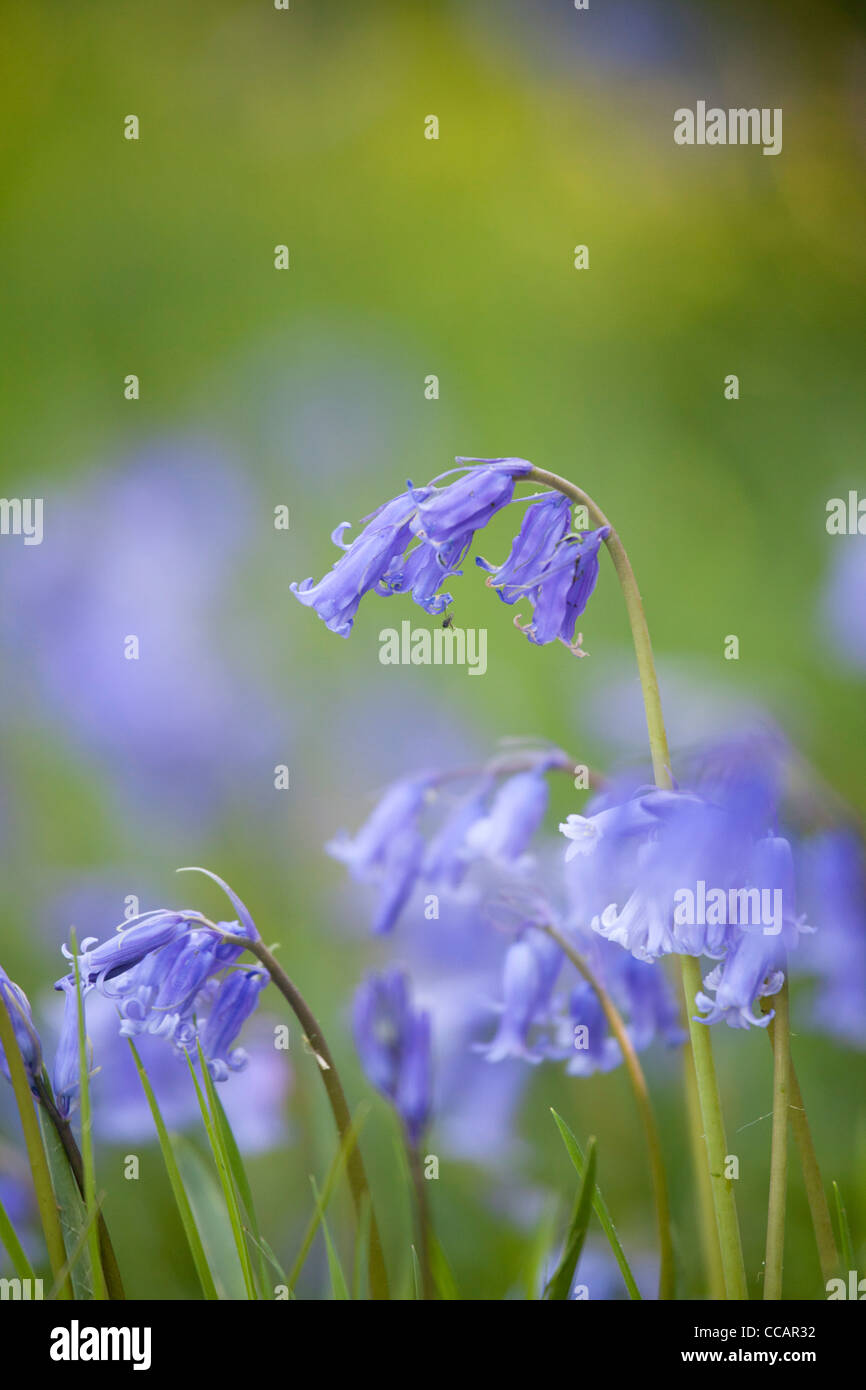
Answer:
[1,0,864,1299]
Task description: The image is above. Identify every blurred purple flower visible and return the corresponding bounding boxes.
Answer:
[353,968,432,1144]
[798,829,866,1046]
[0,441,286,824]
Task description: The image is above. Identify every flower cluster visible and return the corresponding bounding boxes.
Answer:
[292,459,609,652]
[353,969,431,1144]
[52,873,269,1113]
[559,737,812,1029]
[330,747,685,1081]
[327,749,568,934]
[0,871,271,1122]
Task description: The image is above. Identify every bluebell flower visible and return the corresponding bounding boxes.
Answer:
[67,910,197,988]
[0,446,285,828]
[478,933,558,1065]
[328,776,432,933]
[327,776,432,879]
[421,781,494,889]
[353,969,432,1143]
[292,491,423,637]
[408,459,532,548]
[560,982,622,1076]
[465,769,550,866]
[693,836,809,1030]
[53,974,88,1117]
[512,526,611,653]
[477,493,573,602]
[198,967,270,1081]
[798,829,866,1046]
[0,967,43,1095]
[292,459,532,635]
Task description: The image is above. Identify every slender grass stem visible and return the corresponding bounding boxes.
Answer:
[69,934,107,1300]
[406,1139,435,1300]
[681,1036,726,1299]
[0,993,70,1298]
[763,980,790,1299]
[541,922,674,1299]
[765,1021,839,1285]
[527,465,747,1301]
[216,932,389,1300]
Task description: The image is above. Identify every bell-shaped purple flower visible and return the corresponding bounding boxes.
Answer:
[476,493,572,603]
[291,490,423,637]
[0,966,43,1095]
[198,966,270,1081]
[53,974,88,1117]
[478,937,550,1064]
[512,526,610,652]
[409,459,532,549]
[799,829,866,1046]
[465,769,549,866]
[353,969,432,1143]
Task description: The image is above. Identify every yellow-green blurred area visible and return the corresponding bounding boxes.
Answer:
[0,0,864,1299]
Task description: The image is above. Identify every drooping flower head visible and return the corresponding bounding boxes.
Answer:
[292,459,532,636]
[55,869,270,1092]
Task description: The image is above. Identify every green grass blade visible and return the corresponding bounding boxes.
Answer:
[127,1038,218,1300]
[69,930,106,1299]
[544,1134,598,1301]
[209,1083,268,1295]
[38,1107,95,1299]
[287,1105,366,1292]
[0,1191,36,1283]
[410,1244,422,1300]
[832,1180,855,1272]
[187,1046,257,1299]
[173,1135,247,1300]
[47,1194,104,1301]
[430,1232,459,1300]
[551,1108,642,1299]
[310,1176,350,1299]
[352,1194,371,1301]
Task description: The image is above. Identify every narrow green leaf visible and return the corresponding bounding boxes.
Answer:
[38,1108,95,1300]
[352,1194,371,1301]
[174,1135,246,1301]
[551,1108,642,1300]
[544,1134,598,1301]
[127,1038,218,1300]
[832,1181,855,1272]
[410,1244,422,1301]
[209,1084,268,1295]
[47,1195,104,1302]
[310,1176,350,1300]
[430,1232,459,1300]
[0,1191,36,1283]
[187,1046,257,1299]
[287,1105,366,1292]
[69,930,106,1298]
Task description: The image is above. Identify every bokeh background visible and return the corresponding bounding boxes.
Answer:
[1,0,865,1299]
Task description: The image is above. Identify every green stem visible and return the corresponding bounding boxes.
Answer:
[763,980,790,1299]
[70,935,107,1300]
[0,992,70,1298]
[766,1022,839,1285]
[217,932,389,1300]
[542,923,675,1299]
[682,1036,726,1299]
[407,1140,435,1300]
[680,957,748,1298]
[527,465,747,1301]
